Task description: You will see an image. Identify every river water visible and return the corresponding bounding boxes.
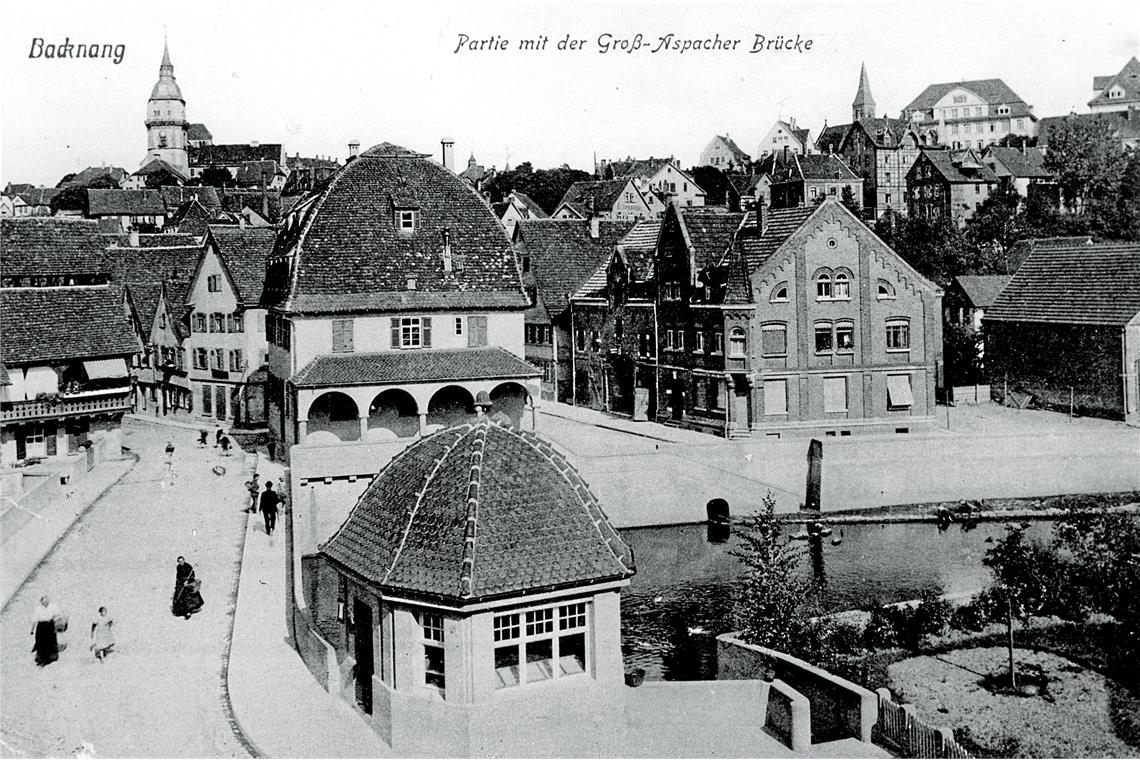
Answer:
[617,519,1055,681]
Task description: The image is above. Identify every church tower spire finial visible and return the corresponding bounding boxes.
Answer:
[852,62,876,122]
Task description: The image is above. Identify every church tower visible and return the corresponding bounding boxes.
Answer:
[142,39,189,176]
[852,63,876,122]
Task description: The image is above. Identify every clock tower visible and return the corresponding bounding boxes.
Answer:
[142,39,189,176]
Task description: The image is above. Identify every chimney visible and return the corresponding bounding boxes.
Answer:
[348,141,360,161]
[441,137,455,172]
[441,228,453,272]
[129,229,140,247]
[249,140,259,148]
[586,196,600,239]
[239,214,247,229]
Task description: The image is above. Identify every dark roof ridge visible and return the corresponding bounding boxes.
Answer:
[459,421,489,597]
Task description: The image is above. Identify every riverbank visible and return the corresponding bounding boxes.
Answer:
[775,491,1140,526]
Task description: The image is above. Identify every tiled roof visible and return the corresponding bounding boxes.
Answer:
[167,200,216,235]
[1089,56,1140,108]
[0,362,9,386]
[264,144,528,314]
[779,154,860,182]
[556,179,635,215]
[716,135,751,163]
[16,187,60,206]
[849,118,914,149]
[320,418,634,603]
[0,285,140,365]
[919,149,998,184]
[605,157,673,180]
[285,155,341,171]
[133,158,188,182]
[815,123,851,153]
[110,242,203,321]
[986,243,1140,326]
[189,143,283,167]
[509,191,548,219]
[983,147,1051,179]
[616,219,660,280]
[291,346,539,388]
[160,185,222,213]
[681,210,744,269]
[952,275,1012,309]
[65,167,127,186]
[187,123,213,141]
[86,189,166,216]
[904,79,1029,111]
[235,160,286,185]
[1037,111,1140,149]
[207,226,276,305]
[515,218,634,315]
[1,217,112,277]
[735,206,817,271]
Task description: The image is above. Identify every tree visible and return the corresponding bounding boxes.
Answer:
[840,184,860,214]
[943,323,986,385]
[193,167,234,188]
[144,167,184,189]
[1111,151,1140,241]
[49,175,119,214]
[967,184,1025,264]
[689,166,730,205]
[732,493,819,654]
[483,162,591,215]
[882,214,971,288]
[1042,115,1125,215]
[55,173,77,188]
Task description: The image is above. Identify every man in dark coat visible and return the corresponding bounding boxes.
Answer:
[259,481,280,536]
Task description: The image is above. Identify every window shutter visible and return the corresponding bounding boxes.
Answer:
[422,317,432,348]
[467,318,478,348]
[390,318,400,349]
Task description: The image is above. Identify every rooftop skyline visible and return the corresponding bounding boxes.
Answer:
[2,0,1138,187]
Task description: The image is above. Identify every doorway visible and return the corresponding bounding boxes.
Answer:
[353,599,374,714]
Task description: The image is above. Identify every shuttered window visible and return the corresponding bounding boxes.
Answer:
[391,317,431,348]
[467,316,488,347]
[332,319,354,353]
[761,324,787,357]
[823,376,848,413]
[764,379,787,415]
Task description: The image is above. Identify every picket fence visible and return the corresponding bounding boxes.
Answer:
[874,688,972,759]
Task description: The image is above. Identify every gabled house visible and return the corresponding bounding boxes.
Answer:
[124,158,189,190]
[495,190,548,240]
[815,122,851,156]
[907,148,998,224]
[726,199,943,437]
[262,142,538,451]
[839,118,924,219]
[699,135,751,170]
[85,189,166,232]
[902,78,1037,150]
[188,142,285,180]
[1,218,139,466]
[758,119,812,157]
[1037,110,1140,154]
[235,159,288,190]
[160,185,222,216]
[1089,56,1140,114]
[513,217,634,401]
[183,226,275,427]
[568,219,660,415]
[553,179,653,222]
[945,275,1012,333]
[769,154,863,210]
[984,241,1140,425]
[457,153,496,192]
[601,157,707,209]
[981,145,1056,200]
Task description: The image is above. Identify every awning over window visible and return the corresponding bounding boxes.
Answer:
[84,358,129,380]
[887,374,914,408]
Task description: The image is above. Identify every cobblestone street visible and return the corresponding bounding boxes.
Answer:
[1,421,250,758]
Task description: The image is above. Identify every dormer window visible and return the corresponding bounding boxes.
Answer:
[1109,87,1124,100]
[396,209,417,233]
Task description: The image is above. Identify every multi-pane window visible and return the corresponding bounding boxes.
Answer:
[493,602,588,690]
[194,313,207,333]
[728,327,746,358]
[816,273,832,300]
[833,272,850,299]
[396,209,417,232]
[207,274,220,292]
[761,324,787,357]
[229,349,244,372]
[712,331,724,354]
[815,322,834,353]
[639,331,653,357]
[455,317,464,336]
[232,313,244,333]
[422,612,445,696]
[390,317,432,349]
[886,319,911,351]
[193,348,208,369]
[836,321,855,352]
[694,331,705,352]
[575,328,586,352]
[212,348,226,371]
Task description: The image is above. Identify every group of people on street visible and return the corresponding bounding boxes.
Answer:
[197,427,231,454]
[246,472,281,535]
[31,596,114,666]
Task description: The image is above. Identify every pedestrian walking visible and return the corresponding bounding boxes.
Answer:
[171,557,204,620]
[31,595,62,667]
[220,435,231,456]
[259,481,279,536]
[245,473,260,513]
[266,438,277,462]
[90,606,114,662]
[198,429,208,447]
[215,427,224,448]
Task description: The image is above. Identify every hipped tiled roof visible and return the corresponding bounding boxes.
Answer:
[985,243,1140,326]
[904,79,1029,111]
[291,346,539,388]
[1089,56,1140,108]
[190,143,283,167]
[0,286,140,365]
[320,419,634,603]
[557,179,636,216]
[984,147,1051,179]
[265,144,527,314]
[1,217,112,277]
[86,189,166,216]
[920,150,998,184]
[515,218,634,315]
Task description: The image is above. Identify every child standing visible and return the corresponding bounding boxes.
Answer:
[90,607,114,662]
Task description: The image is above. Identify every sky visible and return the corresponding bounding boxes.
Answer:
[1,0,1138,187]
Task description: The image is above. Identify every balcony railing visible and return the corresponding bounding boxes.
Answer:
[1,393,132,422]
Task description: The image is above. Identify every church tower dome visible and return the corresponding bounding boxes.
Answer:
[142,39,189,176]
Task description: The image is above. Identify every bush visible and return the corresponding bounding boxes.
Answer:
[828,620,866,655]
[951,599,990,632]
[914,586,953,638]
[864,604,899,650]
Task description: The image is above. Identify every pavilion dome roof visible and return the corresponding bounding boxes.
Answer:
[320,418,635,604]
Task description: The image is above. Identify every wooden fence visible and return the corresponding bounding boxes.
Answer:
[874,688,972,758]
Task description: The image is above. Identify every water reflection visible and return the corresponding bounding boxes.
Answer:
[618,519,1053,681]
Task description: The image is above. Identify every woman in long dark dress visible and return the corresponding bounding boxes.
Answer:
[31,595,60,666]
[171,557,204,619]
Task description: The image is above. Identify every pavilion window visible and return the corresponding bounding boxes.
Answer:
[493,601,588,689]
[421,612,446,697]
